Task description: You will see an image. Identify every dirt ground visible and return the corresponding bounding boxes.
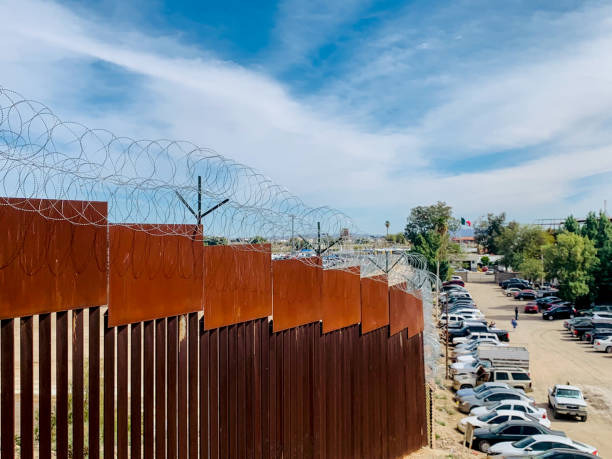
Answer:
[456,281,612,457]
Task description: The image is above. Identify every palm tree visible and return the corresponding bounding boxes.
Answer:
[385,220,390,238]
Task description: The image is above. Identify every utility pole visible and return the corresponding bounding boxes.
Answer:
[317,221,321,255]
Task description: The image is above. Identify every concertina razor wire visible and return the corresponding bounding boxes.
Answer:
[0,85,439,377]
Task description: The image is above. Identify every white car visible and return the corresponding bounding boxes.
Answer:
[457,410,550,433]
[454,332,499,346]
[593,336,612,353]
[470,400,549,425]
[505,287,522,297]
[454,339,506,355]
[487,434,598,457]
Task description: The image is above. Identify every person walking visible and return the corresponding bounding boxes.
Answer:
[511,318,518,330]
[514,306,519,320]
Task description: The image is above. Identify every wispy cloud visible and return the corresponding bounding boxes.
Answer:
[1,0,612,233]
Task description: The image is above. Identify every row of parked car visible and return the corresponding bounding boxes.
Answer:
[563,308,612,354]
[439,281,598,457]
[500,278,560,302]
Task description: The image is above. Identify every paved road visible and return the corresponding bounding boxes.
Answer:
[468,281,612,458]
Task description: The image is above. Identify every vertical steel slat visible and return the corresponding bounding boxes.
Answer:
[260,319,269,459]
[72,309,85,459]
[103,312,115,459]
[209,328,220,459]
[199,320,210,459]
[218,326,229,459]
[188,313,198,459]
[131,322,142,459]
[268,326,276,459]
[117,324,129,459]
[88,308,101,459]
[155,318,167,459]
[237,323,247,459]
[167,316,178,459]
[228,325,238,459]
[282,330,291,459]
[0,319,14,458]
[143,321,155,459]
[294,327,303,459]
[178,315,188,458]
[251,321,261,459]
[20,317,34,459]
[56,311,69,458]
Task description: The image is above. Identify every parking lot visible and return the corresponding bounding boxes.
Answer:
[467,281,612,457]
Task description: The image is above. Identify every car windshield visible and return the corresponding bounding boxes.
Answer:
[477,412,497,422]
[512,437,536,448]
[557,389,581,398]
[474,385,490,393]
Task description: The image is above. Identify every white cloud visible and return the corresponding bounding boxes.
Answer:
[1,0,612,233]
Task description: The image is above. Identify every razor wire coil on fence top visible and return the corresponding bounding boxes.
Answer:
[0,85,439,378]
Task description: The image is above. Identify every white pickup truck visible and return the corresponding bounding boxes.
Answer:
[547,384,588,421]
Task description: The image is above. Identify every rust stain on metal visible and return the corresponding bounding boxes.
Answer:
[389,282,411,336]
[272,258,322,332]
[360,274,389,334]
[203,244,272,330]
[321,266,361,334]
[0,198,108,318]
[108,224,203,326]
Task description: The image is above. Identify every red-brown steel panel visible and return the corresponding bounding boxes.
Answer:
[389,283,412,336]
[203,244,272,329]
[108,224,203,326]
[0,198,107,318]
[321,267,361,334]
[272,258,322,332]
[415,293,425,334]
[360,275,389,334]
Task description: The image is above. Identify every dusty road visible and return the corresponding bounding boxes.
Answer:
[467,281,612,458]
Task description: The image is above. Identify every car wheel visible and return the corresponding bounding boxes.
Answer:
[553,408,559,418]
[581,415,587,422]
[606,346,612,354]
[478,440,491,452]
[548,316,554,321]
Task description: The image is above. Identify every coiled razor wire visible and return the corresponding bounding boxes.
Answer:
[0,85,439,375]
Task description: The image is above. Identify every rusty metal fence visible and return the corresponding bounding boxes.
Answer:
[0,199,428,458]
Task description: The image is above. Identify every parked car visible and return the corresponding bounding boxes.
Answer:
[454,382,515,400]
[454,367,533,392]
[537,297,563,312]
[453,332,500,346]
[470,400,547,422]
[547,385,588,421]
[593,336,612,353]
[457,388,535,414]
[506,288,523,297]
[487,434,598,456]
[515,290,537,301]
[587,330,612,345]
[459,410,550,434]
[524,304,539,314]
[444,279,465,287]
[523,448,598,458]
[469,421,565,453]
[542,305,577,321]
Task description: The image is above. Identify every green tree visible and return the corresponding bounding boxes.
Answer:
[590,212,612,302]
[563,215,580,233]
[404,202,459,280]
[249,235,268,244]
[495,223,552,270]
[519,257,544,283]
[203,236,228,246]
[474,213,506,253]
[581,211,598,241]
[480,256,491,266]
[544,232,598,302]
[385,220,390,238]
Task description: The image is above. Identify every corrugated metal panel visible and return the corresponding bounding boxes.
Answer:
[0,198,108,318]
[360,275,389,334]
[108,224,203,326]
[203,244,272,329]
[389,282,411,336]
[321,266,361,334]
[272,258,322,333]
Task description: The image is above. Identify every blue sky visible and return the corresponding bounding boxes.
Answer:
[2,0,612,233]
